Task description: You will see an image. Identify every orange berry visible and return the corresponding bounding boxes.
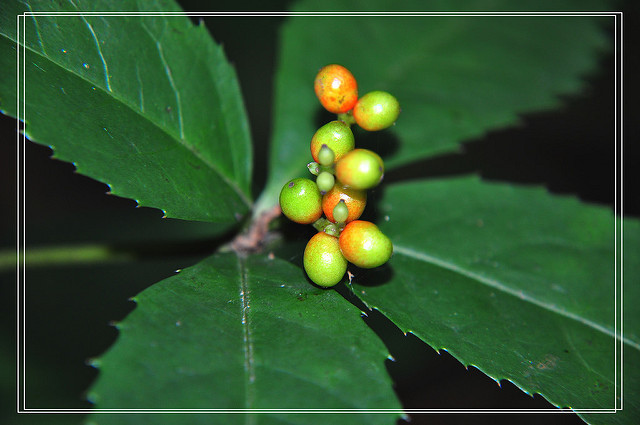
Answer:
[322,183,367,223]
[314,64,358,114]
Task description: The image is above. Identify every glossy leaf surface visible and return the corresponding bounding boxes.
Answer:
[350,176,639,423]
[0,0,252,222]
[88,253,402,424]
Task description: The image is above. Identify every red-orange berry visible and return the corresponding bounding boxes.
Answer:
[322,183,367,224]
[314,64,358,114]
[339,220,393,269]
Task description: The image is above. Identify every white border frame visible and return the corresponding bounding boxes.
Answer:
[14,9,624,417]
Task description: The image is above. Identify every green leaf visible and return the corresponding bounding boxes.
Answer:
[88,253,403,424]
[349,176,639,422]
[0,0,253,222]
[256,0,609,215]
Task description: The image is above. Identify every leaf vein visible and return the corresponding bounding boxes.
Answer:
[561,325,615,385]
[237,256,256,417]
[155,40,184,139]
[134,62,144,112]
[22,4,47,56]
[141,23,185,140]
[264,364,362,408]
[79,14,112,92]
[393,244,640,351]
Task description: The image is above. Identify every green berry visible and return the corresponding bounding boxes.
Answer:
[310,121,355,164]
[304,232,348,287]
[279,178,323,224]
[339,220,393,269]
[353,91,400,131]
[316,171,335,194]
[335,148,384,190]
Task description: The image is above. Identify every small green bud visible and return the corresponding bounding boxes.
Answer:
[307,161,320,176]
[318,145,335,166]
[316,171,335,194]
[332,200,349,224]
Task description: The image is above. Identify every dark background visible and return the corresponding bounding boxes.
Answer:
[1,1,637,424]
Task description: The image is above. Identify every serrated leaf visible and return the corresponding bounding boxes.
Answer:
[0,0,252,222]
[348,176,639,423]
[88,253,403,424]
[256,0,610,214]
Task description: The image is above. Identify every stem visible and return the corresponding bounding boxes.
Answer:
[312,217,331,233]
[0,244,134,270]
[337,111,356,126]
[230,204,282,254]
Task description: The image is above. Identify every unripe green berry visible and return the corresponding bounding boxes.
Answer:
[332,200,349,224]
[304,232,348,287]
[339,220,393,269]
[310,121,355,164]
[316,171,335,194]
[279,178,323,224]
[353,91,400,131]
[335,148,384,190]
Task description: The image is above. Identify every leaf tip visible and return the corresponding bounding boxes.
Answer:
[85,390,99,405]
[85,357,101,369]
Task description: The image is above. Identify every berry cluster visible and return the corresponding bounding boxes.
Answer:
[279,64,399,288]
